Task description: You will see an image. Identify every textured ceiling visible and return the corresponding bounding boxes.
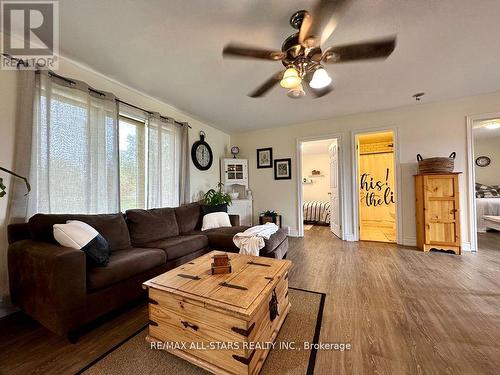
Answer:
[58,0,500,133]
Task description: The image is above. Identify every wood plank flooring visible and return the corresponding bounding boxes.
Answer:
[288,227,500,375]
[0,227,499,374]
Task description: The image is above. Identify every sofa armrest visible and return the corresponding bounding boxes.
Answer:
[229,214,240,226]
[7,222,31,244]
[8,240,86,335]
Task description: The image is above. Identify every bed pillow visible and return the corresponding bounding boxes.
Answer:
[53,220,111,266]
[476,183,500,198]
[201,212,232,231]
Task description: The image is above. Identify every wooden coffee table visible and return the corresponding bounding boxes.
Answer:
[143,251,292,375]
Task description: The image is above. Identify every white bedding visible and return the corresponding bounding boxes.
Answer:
[476,198,500,232]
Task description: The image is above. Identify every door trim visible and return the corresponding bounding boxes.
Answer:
[351,127,402,244]
[296,133,346,239]
[466,111,500,252]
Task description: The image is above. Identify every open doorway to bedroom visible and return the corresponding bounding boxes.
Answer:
[471,117,500,249]
[298,137,342,239]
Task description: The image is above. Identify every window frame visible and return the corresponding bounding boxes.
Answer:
[118,114,147,211]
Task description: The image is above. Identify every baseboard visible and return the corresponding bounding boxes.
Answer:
[461,242,472,252]
[402,237,417,247]
[0,297,19,319]
[287,227,299,237]
[343,233,356,242]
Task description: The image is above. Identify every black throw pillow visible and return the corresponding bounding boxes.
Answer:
[53,220,111,266]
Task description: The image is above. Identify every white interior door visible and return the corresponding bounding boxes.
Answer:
[329,141,341,238]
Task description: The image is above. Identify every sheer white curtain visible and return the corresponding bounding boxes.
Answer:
[146,113,182,208]
[27,71,120,215]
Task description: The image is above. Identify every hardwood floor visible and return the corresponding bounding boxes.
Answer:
[288,226,500,375]
[0,228,499,374]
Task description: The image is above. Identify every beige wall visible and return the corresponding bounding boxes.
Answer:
[0,70,18,300]
[231,91,500,246]
[302,153,330,202]
[0,57,230,298]
[474,136,500,186]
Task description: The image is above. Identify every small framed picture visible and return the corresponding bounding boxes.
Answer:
[274,158,292,180]
[257,147,273,169]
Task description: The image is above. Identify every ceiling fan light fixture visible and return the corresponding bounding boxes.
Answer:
[287,83,305,99]
[280,67,302,88]
[309,68,332,89]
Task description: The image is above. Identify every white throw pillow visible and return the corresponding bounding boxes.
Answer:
[201,212,232,231]
[53,220,110,266]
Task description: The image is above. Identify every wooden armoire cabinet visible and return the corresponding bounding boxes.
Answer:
[415,173,461,254]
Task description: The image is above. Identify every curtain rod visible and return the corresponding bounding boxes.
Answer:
[1,53,190,128]
[46,71,191,129]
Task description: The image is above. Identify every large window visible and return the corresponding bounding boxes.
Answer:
[118,113,181,210]
[28,72,184,216]
[119,115,146,211]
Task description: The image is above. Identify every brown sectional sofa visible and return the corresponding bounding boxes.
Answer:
[7,202,288,340]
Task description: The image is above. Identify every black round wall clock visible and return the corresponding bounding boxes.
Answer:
[191,131,213,170]
[475,156,491,167]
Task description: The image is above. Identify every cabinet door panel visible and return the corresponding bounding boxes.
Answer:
[428,222,457,244]
[424,177,455,198]
[423,175,460,247]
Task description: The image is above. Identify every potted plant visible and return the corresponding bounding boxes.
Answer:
[0,167,31,198]
[202,182,232,214]
[259,210,282,228]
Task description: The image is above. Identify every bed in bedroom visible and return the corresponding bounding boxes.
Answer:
[303,201,330,225]
[476,183,500,232]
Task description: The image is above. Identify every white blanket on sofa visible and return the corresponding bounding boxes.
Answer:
[233,223,279,256]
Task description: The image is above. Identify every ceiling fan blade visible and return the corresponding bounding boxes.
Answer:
[303,72,334,98]
[299,0,352,48]
[248,71,285,98]
[322,37,397,63]
[223,43,285,61]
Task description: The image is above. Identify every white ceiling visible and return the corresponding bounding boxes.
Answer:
[58,0,500,133]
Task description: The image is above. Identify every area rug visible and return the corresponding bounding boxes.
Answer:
[304,224,314,231]
[79,288,325,375]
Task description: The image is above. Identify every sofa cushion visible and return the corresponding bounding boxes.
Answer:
[87,247,166,290]
[193,226,249,251]
[260,227,288,254]
[126,208,179,245]
[141,235,209,260]
[190,226,289,254]
[29,213,131,251]
[174,202,202,233]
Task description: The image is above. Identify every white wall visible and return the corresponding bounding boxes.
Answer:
[474,136,500,186]
[231,90,500,246]
[0,57,230,299]
[302,153,330,202]
[0,71,17,301]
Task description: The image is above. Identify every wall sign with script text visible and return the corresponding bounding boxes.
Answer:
[360,168,395,207]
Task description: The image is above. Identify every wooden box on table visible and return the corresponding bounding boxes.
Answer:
[143,251,292,375]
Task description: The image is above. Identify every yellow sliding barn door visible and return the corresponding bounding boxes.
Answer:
[359,152,396,242]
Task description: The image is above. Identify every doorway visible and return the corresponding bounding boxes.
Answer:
[297,135,343,239]
[355,130,397,243]
[467,115,500,251]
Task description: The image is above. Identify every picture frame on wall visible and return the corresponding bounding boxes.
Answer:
[256,147,273,168]
[274,158,292,180]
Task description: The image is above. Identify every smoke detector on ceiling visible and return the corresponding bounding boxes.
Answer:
[412,92,425,101]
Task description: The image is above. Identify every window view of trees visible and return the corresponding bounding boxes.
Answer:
[119,116,145,211]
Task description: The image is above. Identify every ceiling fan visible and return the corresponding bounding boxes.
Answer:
[223,0,397,99]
